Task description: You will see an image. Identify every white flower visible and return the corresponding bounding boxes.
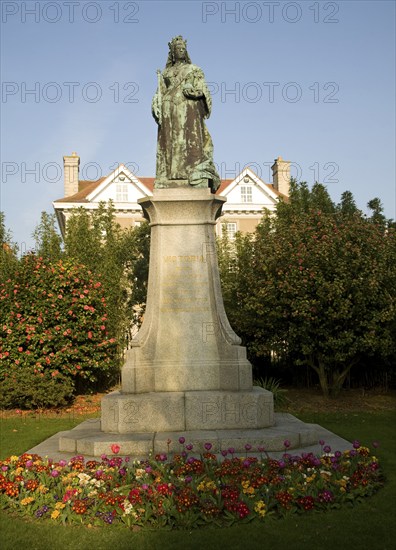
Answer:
[77,473,91,486]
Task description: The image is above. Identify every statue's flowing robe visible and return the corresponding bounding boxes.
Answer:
[152,63,220,192]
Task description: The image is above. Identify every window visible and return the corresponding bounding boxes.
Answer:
[116,183,128,202]
[222,222,237,239]
[241,185,253,203]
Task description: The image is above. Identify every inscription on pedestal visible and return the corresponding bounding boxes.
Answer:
[160,253,210,313]
[201,400,264,424]
[185,390,273,430]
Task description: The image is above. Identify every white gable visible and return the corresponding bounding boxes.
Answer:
[87,164,152,205]
[221,168,279,212]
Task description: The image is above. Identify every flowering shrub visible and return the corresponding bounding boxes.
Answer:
[0,440,383,529]
[0,254,117,408]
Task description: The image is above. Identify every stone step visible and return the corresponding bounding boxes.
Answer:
[58,413,319,457]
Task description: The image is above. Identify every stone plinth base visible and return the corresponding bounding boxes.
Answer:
[101,387,274,434]
[58,414,320,458]
[124,189,254,394]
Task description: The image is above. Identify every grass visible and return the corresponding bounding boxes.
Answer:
[0,413,97,460]
[0,410,395,550]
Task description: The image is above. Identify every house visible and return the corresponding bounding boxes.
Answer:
[53,153,290,238]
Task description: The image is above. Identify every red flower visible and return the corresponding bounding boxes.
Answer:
[111,444,120,454]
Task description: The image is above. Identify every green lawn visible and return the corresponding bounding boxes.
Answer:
[0,411,395,550]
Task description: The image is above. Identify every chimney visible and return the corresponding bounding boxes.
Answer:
[271,156,290,197]
[63,152,80,197]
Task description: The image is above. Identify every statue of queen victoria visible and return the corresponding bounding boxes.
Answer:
[152,36,220,193]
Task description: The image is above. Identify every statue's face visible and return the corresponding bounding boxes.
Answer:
[173,43,186,61]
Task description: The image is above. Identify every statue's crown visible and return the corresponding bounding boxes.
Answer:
[168,35,187,50]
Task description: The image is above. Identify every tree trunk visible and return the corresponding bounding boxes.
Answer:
[308,357,356,398]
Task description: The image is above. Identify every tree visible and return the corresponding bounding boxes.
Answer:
[0,212,19,283]
[32,212,63,260]
[0,254,117,407]
[63,202,151,354]
[220,182,395,397]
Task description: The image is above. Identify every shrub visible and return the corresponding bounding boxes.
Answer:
[0,254,117,408]
[253,377,289,408]
[0,370,74,409]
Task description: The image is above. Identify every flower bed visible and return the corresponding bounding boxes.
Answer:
[0,439,383,529]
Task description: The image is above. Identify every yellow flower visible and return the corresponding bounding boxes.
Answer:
[198,479,217,492]
[15,467,23,475]
[21,497,35,505]
[197,482,205,492]
[10,456,19,462]
[55,502,66,510]
[254,500,266,517]
[38,484,49,494]
[51,510,61,520]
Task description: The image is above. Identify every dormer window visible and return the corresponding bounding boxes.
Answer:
[241,185,253,203]
[116,183,128,202]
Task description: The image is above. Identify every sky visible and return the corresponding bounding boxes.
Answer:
[1,0,395,253]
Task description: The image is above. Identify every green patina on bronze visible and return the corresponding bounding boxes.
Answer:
[152,36,220,193]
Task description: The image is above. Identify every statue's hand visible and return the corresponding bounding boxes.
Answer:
[183,87,203,99]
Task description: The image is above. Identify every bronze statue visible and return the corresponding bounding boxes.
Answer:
[152,36,220,192]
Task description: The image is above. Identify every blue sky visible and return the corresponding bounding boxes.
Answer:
[1,0,395,252]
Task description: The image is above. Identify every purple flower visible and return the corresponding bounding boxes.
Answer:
[25,460,33,469]
[158,453,167,462]
[145,466,152,474]
[352,440,360,449]
[100,454,107,461]
[323,445,331,454]
[181,451,187,458]
[319,489,334,503]
[142,484,149,490]
[245,443,252,451]
[119,468,126,476]
[186,444,193,451]
[258,446,265,453]
[283,440,291,449]
[185,476,192,483]
[187,457,196,465]
[221,449,228,457]
[228,447,235,455]
[319,439,325,446]
[50,469,60,478]
[278,460,286,469]
[178,436,186,445]
[349,449,357,457]
[204,442,212,451]
[1,466,8,472]
[58,459,67,467]
[124,457,130,463]
[335,451,342,458]
[242,459,251,468]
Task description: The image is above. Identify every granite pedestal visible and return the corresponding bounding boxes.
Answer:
[59,188,319,457]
